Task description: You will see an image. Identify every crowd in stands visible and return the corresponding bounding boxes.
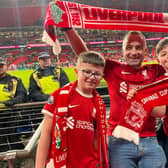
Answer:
[0,27,43,46]
[0,28,167,70]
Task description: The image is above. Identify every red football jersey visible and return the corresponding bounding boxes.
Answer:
[104,59,164,137]
[67,89,98,168]
[156,73,168,136]
[43,88,99,168]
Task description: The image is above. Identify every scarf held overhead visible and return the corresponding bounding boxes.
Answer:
[113,77,168,145]
[46,81,109,168]
[43,1,168,54]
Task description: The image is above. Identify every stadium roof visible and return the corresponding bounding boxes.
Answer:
[0,0,168,29]
[0,0,168,11]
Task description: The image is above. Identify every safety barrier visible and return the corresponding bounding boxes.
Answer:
[0,102,44,160]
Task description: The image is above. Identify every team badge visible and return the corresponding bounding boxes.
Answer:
[124,100,146,130]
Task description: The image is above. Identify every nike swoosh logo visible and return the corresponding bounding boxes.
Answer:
[121,71,131,74]
[68,104,80,108]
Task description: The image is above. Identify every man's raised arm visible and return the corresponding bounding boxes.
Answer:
[65,28,88,56]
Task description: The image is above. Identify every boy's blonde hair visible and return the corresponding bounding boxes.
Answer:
[156,38,168,55]
[76,51,105,68]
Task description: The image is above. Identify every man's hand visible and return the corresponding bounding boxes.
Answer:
[151,105,166,117]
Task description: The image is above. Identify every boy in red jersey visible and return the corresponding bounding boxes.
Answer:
[35,51,109,168]
[64,29,166,167]
[155,38,168,167]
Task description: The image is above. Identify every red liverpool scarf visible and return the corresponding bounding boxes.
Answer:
[113,77,168,145]
[43,1,168,54]
[46,81,109,168]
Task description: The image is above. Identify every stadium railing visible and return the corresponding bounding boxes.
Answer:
[0,102,44,161]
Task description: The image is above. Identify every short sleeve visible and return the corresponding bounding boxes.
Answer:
[42,90,59,117]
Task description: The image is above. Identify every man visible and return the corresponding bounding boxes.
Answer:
[155,38,168,167]
[28,51,69,167]
[64,29,166,167]
[29,51,69,101]
[0,57,27,167]
[0,57,27,108]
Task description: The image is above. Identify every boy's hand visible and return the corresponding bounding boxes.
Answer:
[127,87,137,101]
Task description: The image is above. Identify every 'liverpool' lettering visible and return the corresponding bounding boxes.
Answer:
[56,152,67,163]
[82,7,164,23]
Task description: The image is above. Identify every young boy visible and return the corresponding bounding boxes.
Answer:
[156,38,168,79]
[156,38,168,167]
[35,51,109,168]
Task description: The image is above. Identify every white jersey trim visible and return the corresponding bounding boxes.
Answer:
[76,87,93,98]
[42,109,53,117]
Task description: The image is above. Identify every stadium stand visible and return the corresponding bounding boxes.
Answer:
[1,28,166,70]
[1,28,167,67]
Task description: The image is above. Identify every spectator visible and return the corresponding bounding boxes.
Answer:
[35,51,109,168]
[155,38,168,168]
[27,51,69,167]
[0,57,27,167]
[28,51,69,102]
[64,29,166,168]
[0,57,27,108]
[125,37,168,167]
